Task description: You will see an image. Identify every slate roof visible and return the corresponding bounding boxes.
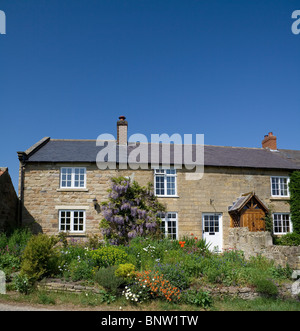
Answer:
[22,138,300,170]
[228,192,268,213]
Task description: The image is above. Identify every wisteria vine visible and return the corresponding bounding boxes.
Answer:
[100,177,166,245]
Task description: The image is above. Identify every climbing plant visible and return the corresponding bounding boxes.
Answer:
[289,171,300,235]
[99,177,165,245]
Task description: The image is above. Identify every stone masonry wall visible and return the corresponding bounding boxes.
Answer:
[22,163,291,250]
[229,228,300,269]
[0,168,18,231]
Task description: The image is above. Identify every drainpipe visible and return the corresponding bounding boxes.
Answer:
[17,151,27,227]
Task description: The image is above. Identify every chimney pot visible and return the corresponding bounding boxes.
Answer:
[117,116,128,145]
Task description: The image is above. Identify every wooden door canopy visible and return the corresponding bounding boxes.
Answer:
[228,192,269,232]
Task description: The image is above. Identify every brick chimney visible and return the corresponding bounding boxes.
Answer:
[117,116,128,145]
[262,132,277,150]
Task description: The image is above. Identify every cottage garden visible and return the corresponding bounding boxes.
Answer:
[0,177,300,310]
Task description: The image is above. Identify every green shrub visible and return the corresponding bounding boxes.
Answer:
[182,289,213,309]
[13,273,32,295]
[254,278,278,297]
[88,246,128,268]
[115,263,135,279]
[20,234,59,282]
[95,266,124,294]
[275,233,300,246]
[0,254,20,276]
[67,259,94,281]
[155,262,190,290]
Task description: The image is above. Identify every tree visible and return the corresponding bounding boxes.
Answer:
[289,171,300,235]
[99,177,166,245]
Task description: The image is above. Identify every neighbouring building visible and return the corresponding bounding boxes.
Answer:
[17,117,300,251]
[0,168,18,231]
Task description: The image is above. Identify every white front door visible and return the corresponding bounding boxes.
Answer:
[202,213,223,252]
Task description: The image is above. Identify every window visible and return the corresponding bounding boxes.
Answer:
[158,212,178,239]
[59,210,85,233]
[203,214,220,234]
[154,169,177,196]
[271,176,290,197]
[273,213,292,235]
[60,167,86,188]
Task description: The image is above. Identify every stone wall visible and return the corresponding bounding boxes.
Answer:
[22,162,291,249]
[228,228,300,269]
[0,168,18,231]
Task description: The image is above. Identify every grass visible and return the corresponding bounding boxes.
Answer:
[1,290,300,311]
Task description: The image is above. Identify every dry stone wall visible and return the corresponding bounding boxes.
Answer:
[229,228,300,269]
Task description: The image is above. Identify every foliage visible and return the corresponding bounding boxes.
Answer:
[20,234,60,282]
[289,171,300,235]
[66,259,94,281]
[95,266,124,294]
[182,289,213,309]
[0,253,20,276]
[275,232,300,246]
[13,273,32,295]
[155,262,190,290]
[122,284,151,303]
[181,233,211,256]
[99,177,165,245]
[115,263,136,279]
[253,278,278,297]
[135,270,181,303]
[88,246,128,268]
[0,227,32,257]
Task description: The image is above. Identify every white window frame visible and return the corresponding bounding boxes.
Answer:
[154,168,177,197]
[59,210,86,233]
[60,167,86,189]
[158,212,178,239]
[270,176,290,197]
[273,213,292,235]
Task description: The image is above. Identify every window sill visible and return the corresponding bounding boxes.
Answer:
[57,188,89,192]
[59,232,86,236]
[156,195,180,198]
[270,196,290,201]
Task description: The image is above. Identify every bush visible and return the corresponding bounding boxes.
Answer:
[253,278,278,297]
[67,259,94,281]
[275,233,300,246]
[115,263,135,279]
[0,228,32,256]
[182,289,213,309]
[13,273,32,295]
[155,263,190,290]
[135,270,181,303]
[95,266,124,294]
[20,234,59,282]
[0,254,20,276]
[88,246,128,268]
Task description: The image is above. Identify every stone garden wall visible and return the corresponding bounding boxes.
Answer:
[228,228,300,269]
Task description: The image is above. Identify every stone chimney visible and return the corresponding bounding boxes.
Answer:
[262,132,277,150]
[117,116,128,145]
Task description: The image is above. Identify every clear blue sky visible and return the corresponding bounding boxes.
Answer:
[0,0,300,190]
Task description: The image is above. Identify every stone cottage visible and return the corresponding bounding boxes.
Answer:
[17,117,300,251]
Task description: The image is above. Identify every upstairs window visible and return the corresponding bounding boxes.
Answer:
[60,167,86,188]
[271,176,289,197]
[154,169,177,196]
